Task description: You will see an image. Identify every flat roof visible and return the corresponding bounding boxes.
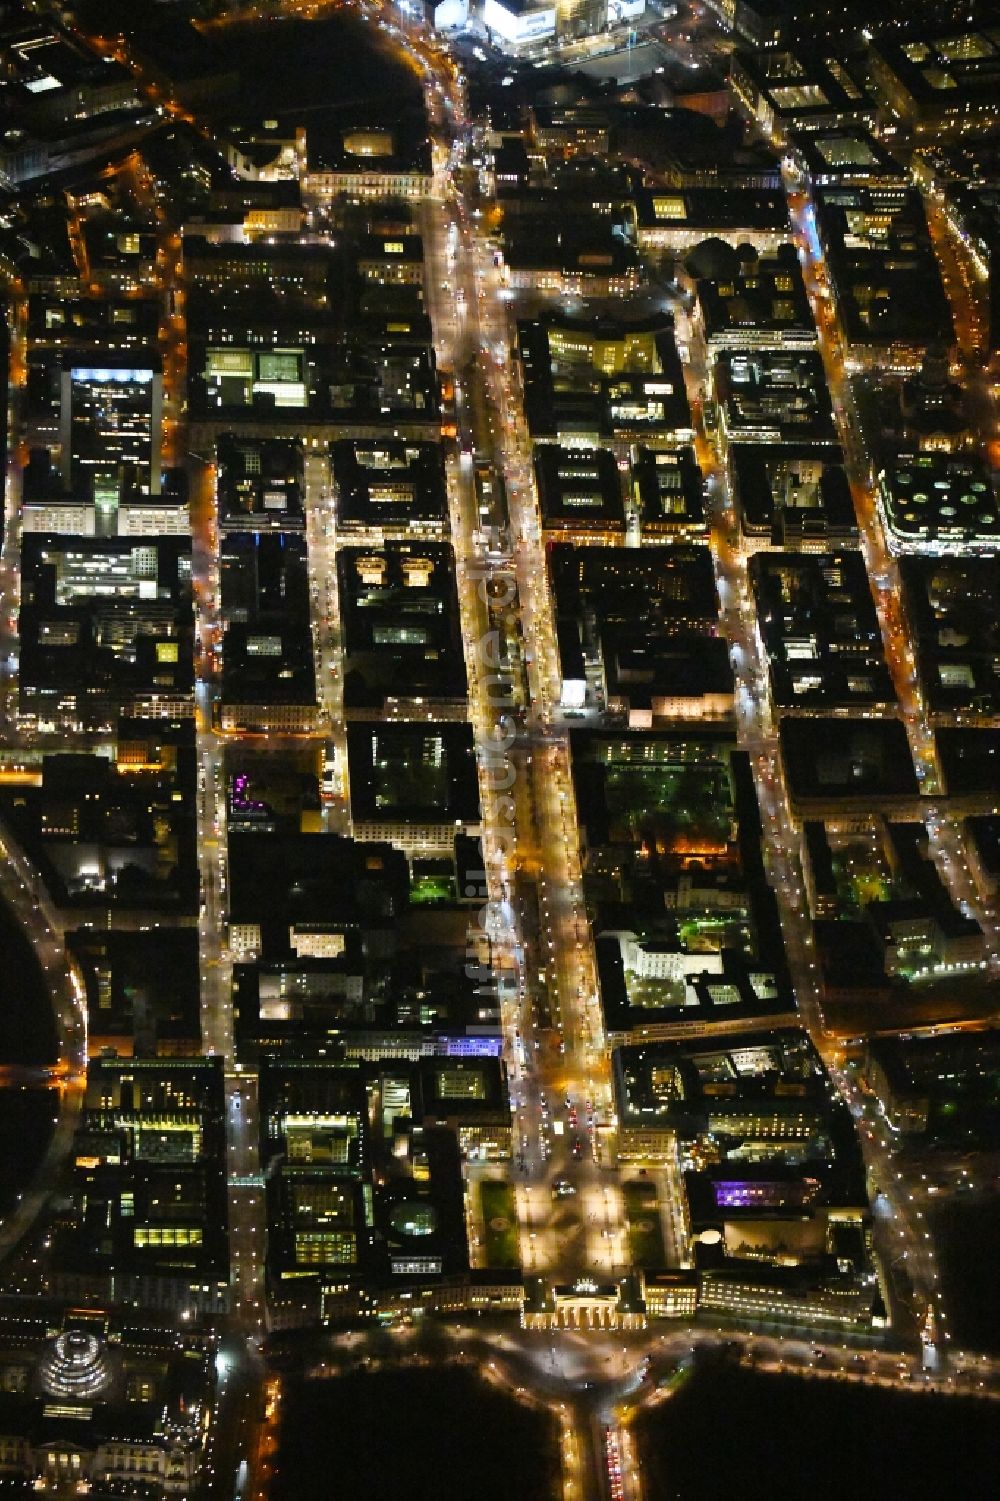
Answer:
[347,721,480,825]
[780,718,919,803]
[613,1026,827,1124]
[749,550,896,711]
[634,186,788,232]
[936,727,1000,795]
[879,449,999,552]
[901,555,1000,716]
[338,542,467,709]
[331,438,447,529]
[534,444,625,530]
[696,245,814,344]
[731,442,856,544]
[816,185,953,349]
[874,28,1000,108]
[715,349,837,445]
[631,446,706,531]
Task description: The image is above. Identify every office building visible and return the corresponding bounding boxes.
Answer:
[59,357,163,499]
[52,1057,230,1317]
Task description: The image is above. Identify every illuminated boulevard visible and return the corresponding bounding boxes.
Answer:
[233,8,999,1500]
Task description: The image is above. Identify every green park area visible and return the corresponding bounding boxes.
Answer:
[601,748,734,855]
[273,1366,559,1501]
[829,837,894,916]
[623,970,687,1010]
[678,912,751,954]
[623,1180,666,1269]
[635,1363,997,1501]
[480,1179,520,1269]
[410,870,456,905]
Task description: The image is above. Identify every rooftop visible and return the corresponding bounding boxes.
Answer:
[901,555,1000,716]
[715,350,837,445]
[789,128,906,184]
[216,434,304,532]
[228,832,409,958]
[331,439,448,533]
[936,727,1000,795]
[68,927,200,1054]
[872,26,1000,127]
[731,443,856,547]
[615,1028,826,1126]
[750,550,896,711]
[877,448,999,554]
[633,187,788,235]
[0,727,198,913]
[338,542,467,710]
[779,718,920,806]
[630,447,707,537]
[219,532,316,711]
[732,47,875,129]
[347,722,480,827]
[18,535,194,726]
[534,445,625,533]
[695,244,815,349]
[816,184,953,352]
